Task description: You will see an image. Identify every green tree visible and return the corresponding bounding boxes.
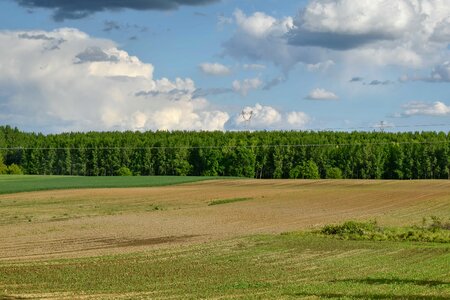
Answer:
[289,165,302,179]
[301,160,320,179]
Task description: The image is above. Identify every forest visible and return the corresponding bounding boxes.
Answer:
[0,125,449,179]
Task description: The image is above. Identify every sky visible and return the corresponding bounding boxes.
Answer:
[0,0,449,133]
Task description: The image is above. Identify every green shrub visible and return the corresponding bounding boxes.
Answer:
[319,220,450,243]
[7,164,23,175]
[116,166,132,176]
[0,154,7,174]
[326,167,343,179]
[321,221,377,236]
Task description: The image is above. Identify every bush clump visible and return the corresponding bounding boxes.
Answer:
[7,164,23,175]
[319,218,450,243]
[116,166,133,176]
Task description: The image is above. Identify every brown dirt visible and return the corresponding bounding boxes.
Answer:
[1,179,449,260]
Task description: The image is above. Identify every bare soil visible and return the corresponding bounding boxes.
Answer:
[1,180,449,260]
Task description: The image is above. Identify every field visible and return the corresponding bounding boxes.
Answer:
[0,179,449,299]
[0,175,213,195]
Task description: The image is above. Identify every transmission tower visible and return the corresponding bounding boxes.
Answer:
[240,109,254,130]
[378,121,387,132]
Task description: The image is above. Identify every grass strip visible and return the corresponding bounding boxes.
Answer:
[208,197,253,206]
[0,175,219,195]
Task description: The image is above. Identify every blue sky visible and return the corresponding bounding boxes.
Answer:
[0,0,449,133]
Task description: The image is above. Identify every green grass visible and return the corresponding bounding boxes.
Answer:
[208,197,253,206]
[0,175,215,195]
[0,234,449,299]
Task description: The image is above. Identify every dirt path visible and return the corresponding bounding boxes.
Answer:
[1,180,449,260]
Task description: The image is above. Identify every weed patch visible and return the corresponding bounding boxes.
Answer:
[319,218,450,243]
[208,197,253,206]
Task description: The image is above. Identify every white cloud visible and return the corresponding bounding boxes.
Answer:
[199,62,231,76]
[232,77,262,96]
[0,28,230,132]
[240,103,281,125]
[293,0,450,67]
[222,9,305,70]
[431,17,450,42]
[224,2,450,71]
[230,103,310,130]
[306,60,335,72]
[287,111,311,128]
[234,9,278,38]
[297,0,416,39]
[306,88,339,100]
[401,101,450,117]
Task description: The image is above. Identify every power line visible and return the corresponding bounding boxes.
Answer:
[306,122,450,132]
[1,140,449,151]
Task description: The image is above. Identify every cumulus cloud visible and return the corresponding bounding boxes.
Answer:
[199,63,231,76]
[223,2,450,71]
[400,101,450,117]
[232,77,262,96]
[287,111,311,128]
[288,0,418,49]
[222,9,313,70]
[0,28,229,132]
[14,0,221,21]
[430,17,450,42]
[401,61,450,82]
[305,88,339,100]
[306,60,335,72]
[229,103,310,130]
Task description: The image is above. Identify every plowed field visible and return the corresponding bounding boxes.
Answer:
[1,179,449,260]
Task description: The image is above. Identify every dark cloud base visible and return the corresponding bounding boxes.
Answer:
[15,0,220,21]
[288,30,396,51]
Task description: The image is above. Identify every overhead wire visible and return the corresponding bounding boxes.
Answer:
[1,140,449,151]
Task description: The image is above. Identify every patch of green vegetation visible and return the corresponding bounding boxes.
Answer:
[319,218,450,243]
[0,175,217,195]
[208,197,253,206]
[0,234,448,299]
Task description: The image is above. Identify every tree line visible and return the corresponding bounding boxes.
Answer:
[0,125,449,179]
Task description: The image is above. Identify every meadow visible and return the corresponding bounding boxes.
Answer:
[0,178,449,299]
[0,175,212,195]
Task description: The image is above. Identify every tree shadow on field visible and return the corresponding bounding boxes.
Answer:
[335,278,450,287]
[291,292,450,299]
